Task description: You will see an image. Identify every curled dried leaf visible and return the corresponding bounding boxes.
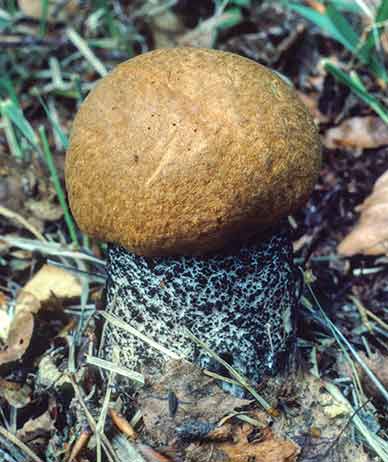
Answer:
[0,265,81,366]
[214,426,299,462]
[324,116,388,150]
[0,308,35,366]
[338,169,388,256]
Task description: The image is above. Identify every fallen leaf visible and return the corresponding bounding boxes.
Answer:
[109,409,137,440]
[21,264,82,304]
[338,169,388,256]
[324,116,388,150]
[357,352,388,403]
[322,402,350,418]
[138,359,250,446]
[296,91,329,124]
[25,198,63,222]
[137,444,173,462]
[177,11,241,48]
[68,430,92,462]
[0,378,31,407]
[217,427,299,462]
[36,355,72,389]
[149,9,184,49]
[186,425,299,462]
[0,292,10,343]
[0,264,81,365]
[16,411,54,442]
[0,156,63,233]
[0,303,35,365]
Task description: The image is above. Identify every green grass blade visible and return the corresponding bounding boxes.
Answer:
[1,105,23,160]
[217,7,243,30]
[66,27,108,77]
[306,284,388,404]
[358,0,388,81]
[37,95,69,150]
[287,2,387,81]
[323,60,388,123]
[230,0,251,6]
[0,99,40,147]
[287,3,345,45]
[0,9,12,30]
[0,77,18,105]
[39,125,79,246]
[325,4,360,54]
[376,0,388,21]
[39,0,49,36]
[328,1,362,13]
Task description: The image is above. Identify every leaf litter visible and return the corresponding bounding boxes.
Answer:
[1,1,388,461]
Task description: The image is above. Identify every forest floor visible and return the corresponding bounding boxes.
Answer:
[0,1,388,461]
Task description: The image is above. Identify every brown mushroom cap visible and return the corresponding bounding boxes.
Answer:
[65,47,321,256]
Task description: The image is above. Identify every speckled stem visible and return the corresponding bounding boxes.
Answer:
[101,223,299,396]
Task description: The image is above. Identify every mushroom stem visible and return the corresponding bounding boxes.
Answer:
[101,222,299,396]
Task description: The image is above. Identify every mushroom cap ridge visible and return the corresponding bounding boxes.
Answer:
[65,47,321,256]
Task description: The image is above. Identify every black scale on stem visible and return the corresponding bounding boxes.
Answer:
[102,222,299,396]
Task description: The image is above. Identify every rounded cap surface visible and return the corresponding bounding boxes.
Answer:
[65,47,321,256]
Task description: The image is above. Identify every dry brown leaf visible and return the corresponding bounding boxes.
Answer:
[177,12,238,48]
[68,430,92,462]
[338,169,388,255]
[324,116,388,150]
[137,444,173,462]
[149,9,184,49]
[337,350,388,402]
[0,305,35,365]
[0,378,31,407]
[360,351,388,399]
[0,265,81,366]
[296,91,329,124]
[18,0,79,21]
[138,359,250,446]
[0,157,64,234]
[109,408,137,440]
[217,427,299,462]
[16,411,54,442]
[25,198,63,222]
[21,264,82,304]
[187,425,299,462]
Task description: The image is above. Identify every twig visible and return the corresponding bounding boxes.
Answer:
[0,206,46,242]
[96,347,118,462]
[68,375,119,462]
[365,307,388,331]
[68,430,91,462]
[349,295,372,332]
[313,397,371,460]
[101,311,182,360]
[109,409,137,440]
[85,355,145,384]
[325,382,388,460]
[184,328,273,414]
[1,236,104,265]
[66,28,108,77]
[306,284,388,404]
[0,425,44,462]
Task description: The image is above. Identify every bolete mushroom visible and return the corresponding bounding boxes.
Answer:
[65,48,321,395]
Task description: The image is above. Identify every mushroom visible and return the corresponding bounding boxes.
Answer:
[65,48,321,395]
